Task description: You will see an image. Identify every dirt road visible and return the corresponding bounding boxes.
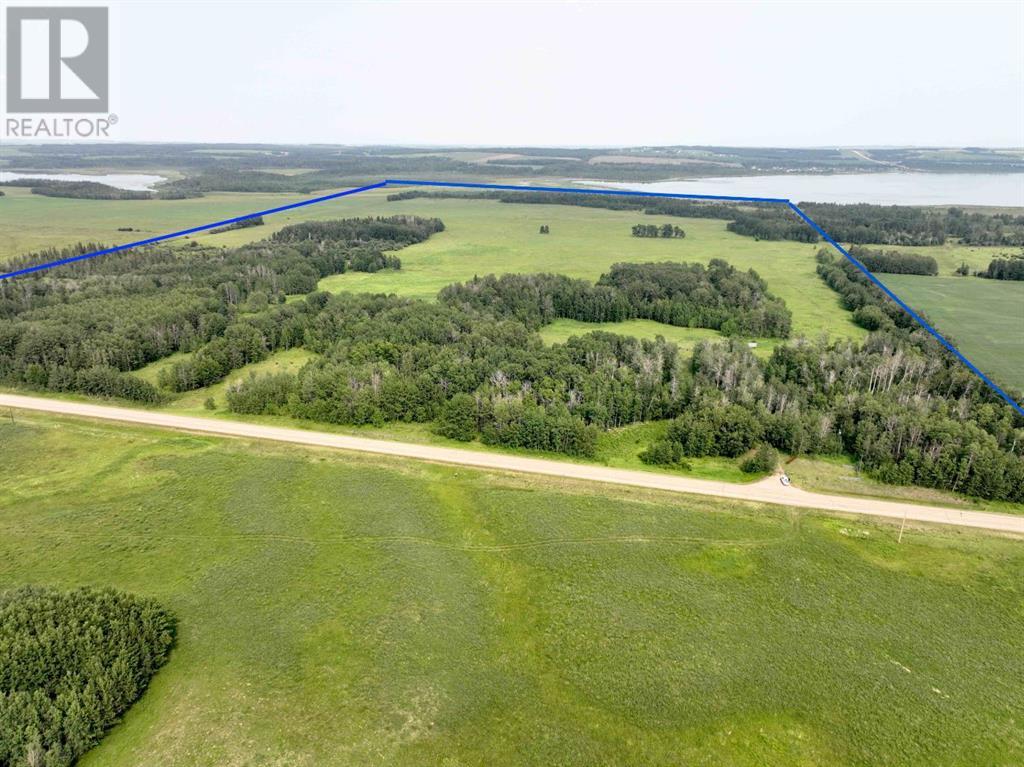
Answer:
[3,393,1021,535]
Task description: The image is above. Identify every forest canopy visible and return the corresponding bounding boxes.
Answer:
[0,586,175,767]
[440,261,792,338]
[0,216,442,403]
[1,209,1021,501]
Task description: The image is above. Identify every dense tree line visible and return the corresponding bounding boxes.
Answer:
[209,215,264,235]
[598,261,790,336]
[388,190,1024,247]
[799,203,1024,247]
[848,246,938,275]
[727,205,1024,247]
[632,224,685,238]
[386,189,762,222]
[0,179,151,200]
[223,292,688,457]
[637,247,1024,500]
[439,261,791,337]
[638,334,1024,501]
[270,216,444,246]
[725,213,820,243]
[0,586,175,767]
[815,250,918,332]
[268,216,443,273]
[0,217,441,402]
[979,255,1024,280]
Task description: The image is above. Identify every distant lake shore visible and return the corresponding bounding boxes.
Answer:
[0,171,167,191]
[591,172,1024,207]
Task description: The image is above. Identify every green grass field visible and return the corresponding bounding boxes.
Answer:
[539,319,785,360]
[884,274,1024,392]
[0,186,318,258]
[6,185,1018,393]
[1,414,1021,766]
[7,184,1022,491]
[0,187,866,343]
[894,241,1023,276]
[316,197,866,342]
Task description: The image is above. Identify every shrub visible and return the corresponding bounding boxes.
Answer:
[740,445,779,474]
[225,373,296,415]
[436,393,478,441]
[639,439,685,466]
[853,304,888,331]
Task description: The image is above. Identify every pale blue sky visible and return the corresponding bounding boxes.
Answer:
[105,0,1024,146]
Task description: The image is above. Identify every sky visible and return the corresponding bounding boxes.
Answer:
[18,0,1024,146]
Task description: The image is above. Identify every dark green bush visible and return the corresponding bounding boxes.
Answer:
[639,439,691,468]
[435,393,478,441]
[0,586,175,767]
[853,304,888,331]
[740,445,779,474]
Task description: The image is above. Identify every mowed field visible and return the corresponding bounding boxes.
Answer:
[1,414,1022,766]
[884,274,1024,393]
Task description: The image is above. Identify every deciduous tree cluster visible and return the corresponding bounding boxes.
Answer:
[637,254,1024,501]
[979,255,1024,281]
[0,217,440,402]
[224,293,685,457]
[439,261,791,337]
[848,246,938,275]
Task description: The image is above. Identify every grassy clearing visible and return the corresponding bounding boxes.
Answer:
[891,241,1023,275]
[136,347,317,412]
[0,186,326,259]
[1,186,861,341]
[539,318,783,359]
[0,414,1021,766]
[316,197,865,342]
[883,274,1024,392]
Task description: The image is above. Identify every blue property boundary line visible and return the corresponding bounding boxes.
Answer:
[1,177,1021,416]
[0,182,388,280]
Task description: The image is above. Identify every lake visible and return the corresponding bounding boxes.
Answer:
[0,171,167,192]
[594,173,1024,207]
